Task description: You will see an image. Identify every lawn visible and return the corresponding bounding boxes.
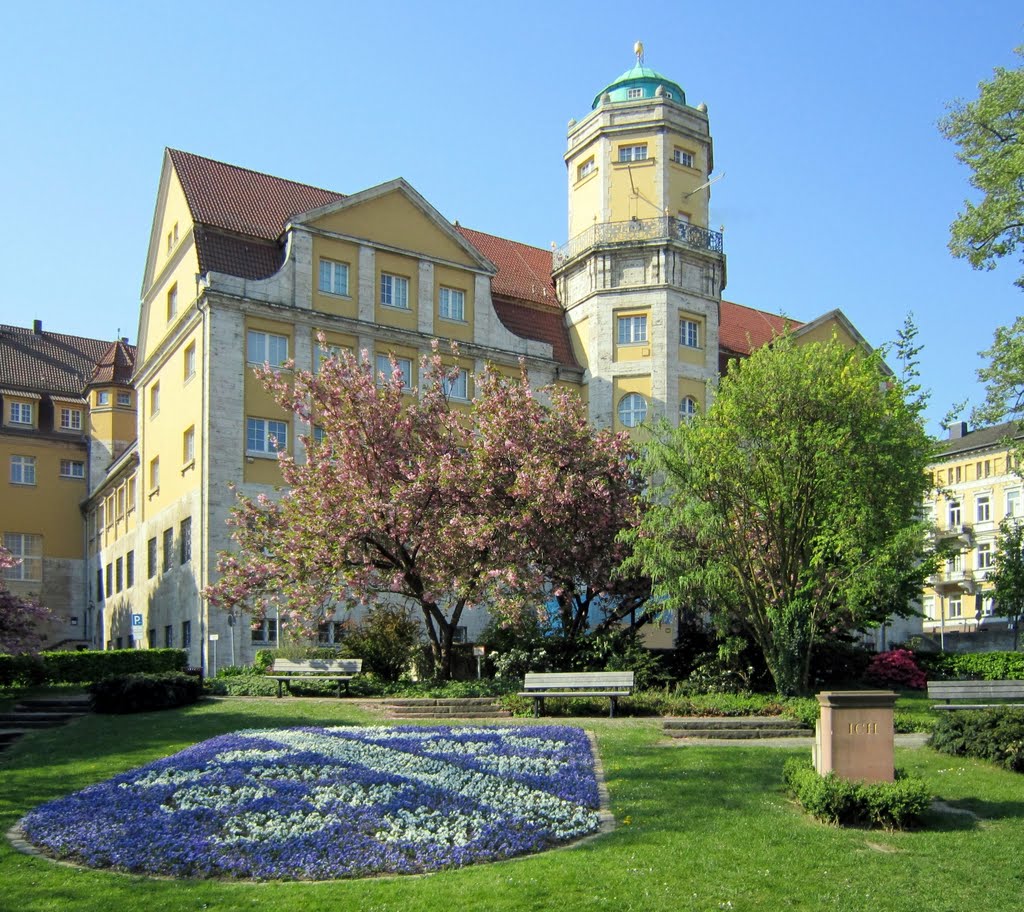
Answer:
[2,695,1023,912]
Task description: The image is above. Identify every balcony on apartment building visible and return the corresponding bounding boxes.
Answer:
[552,216,725,270]
[929,523,974,548]
[929,566,976,595]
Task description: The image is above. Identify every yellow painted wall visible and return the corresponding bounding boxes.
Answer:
[568,146,602,239]
[1,435,87,557]
[678,377,705,413]
[374,251,419,330]
[433,264,474,343]
[311,190,477,267]
[311,236,359,320]
[140,172,200,361]
[609,141,659,223]
[797,320,857,348]
[568,316,591,371]
[613,309,652,362]
[667,137,709,228]
[612,375,652,434]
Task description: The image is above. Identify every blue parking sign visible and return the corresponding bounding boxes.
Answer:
[131,613,144,628]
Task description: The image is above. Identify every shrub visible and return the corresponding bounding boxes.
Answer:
[916,651,1024,681]
[0,653,47,687]
[863,649,927,690]
[782,758,930,829]
[0,648,187,686]
[89,672,202,713]
[338,605,422,682]
[930,707,1024,772]
[210,669,279,697]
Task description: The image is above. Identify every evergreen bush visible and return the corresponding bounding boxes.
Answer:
[930,707,1024,772]
[915,651,1024,681]
[89,671,202,713]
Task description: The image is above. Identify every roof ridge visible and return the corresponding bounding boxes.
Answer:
[0,324,132,350]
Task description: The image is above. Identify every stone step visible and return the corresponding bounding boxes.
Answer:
[0,713,76,728]
[15,696,91,710]
[0,729,29,745]
[387,710,511,720]
[665,727,810,740]
[382,697,500,708]
[663,716,807,731]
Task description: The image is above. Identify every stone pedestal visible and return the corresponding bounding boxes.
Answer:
[813,690,897,783]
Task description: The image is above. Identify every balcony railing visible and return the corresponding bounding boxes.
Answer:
[552,216,724,268]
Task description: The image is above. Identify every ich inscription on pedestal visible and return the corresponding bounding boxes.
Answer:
[813,690,897,783]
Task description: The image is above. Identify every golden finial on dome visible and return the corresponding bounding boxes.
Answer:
[634,41,644,65]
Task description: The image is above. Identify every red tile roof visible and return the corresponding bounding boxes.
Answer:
[719,300,803,356]
[91,340,136,385]
[193,225,284,280]
[0,324,136,396]
[491,298,580,368]
[455,226,558,308]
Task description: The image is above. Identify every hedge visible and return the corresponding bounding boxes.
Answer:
[0,648,187,686]
[929,707,1024,772]
[89,672,203,713]
[917,651,1024,681]
[782,758,931,829]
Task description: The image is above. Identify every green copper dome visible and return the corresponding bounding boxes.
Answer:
[592,63,686,109]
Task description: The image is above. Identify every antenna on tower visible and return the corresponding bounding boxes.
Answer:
[634,40,644,65]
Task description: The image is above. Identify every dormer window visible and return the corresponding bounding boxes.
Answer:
[627,87,643,100]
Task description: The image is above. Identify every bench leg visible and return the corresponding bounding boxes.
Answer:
[609,696,617,719]
[276,679,283,699]
[533,697,543,718]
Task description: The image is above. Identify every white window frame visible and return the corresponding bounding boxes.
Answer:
[977,543,994,570]
[246,330,289,367]
[439,287,465,322]
[60,407,83,430]
[318,258,350,296]
[183,426,195,465]
[117,391,131,406]
[184,343,196,381]
[679,396,698,422]
[577,158,595,180]
[618,393,648,428]
[948,500,961,528]
[375,355,413,391]
[9,402,32,425]
[166,283,178,321]
[96,390,110,406]
[442,370,469,401]
[150,382,160,417]
[10,455,36,485]
[680,319,700,348]
[617,315,648,345]
[246,417,289,456]
[948,595,963,618]
[1006,489,1021,519]
[252,618,278,644]
[618,144,648,163]
[59,459,85,479]
[976,495,991,523]
[380,273,410,309]
[149,457,160,492]
[2,532,42,581]
[672,148,694,167]
[626,87,643,100]
[315,343,344,373]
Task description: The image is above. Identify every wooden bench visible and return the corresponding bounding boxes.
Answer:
[520,671,634,718]
[927,679,1024,710]
[267,658,362,698]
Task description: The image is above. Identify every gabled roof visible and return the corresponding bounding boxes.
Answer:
[0,324,136,397]
[719,300,803,356]
[90,339,136,386]
[939,420,1023,458]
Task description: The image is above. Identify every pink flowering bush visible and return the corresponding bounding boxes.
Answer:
[0,547,51,655]
[863,648,927,690]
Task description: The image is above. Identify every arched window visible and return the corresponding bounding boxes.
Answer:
[618,393,648,428]
[679,396,698,422]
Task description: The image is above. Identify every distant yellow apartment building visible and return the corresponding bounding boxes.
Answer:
[921,420,1022,648]
[3,51,876,668]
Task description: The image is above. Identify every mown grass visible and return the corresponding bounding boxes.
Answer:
[2,693,1023,911]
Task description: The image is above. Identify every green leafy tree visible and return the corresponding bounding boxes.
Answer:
[990,519,1024,650]
[939,47,1024,288]
[973,318,1024,469]
[628,334,935,696]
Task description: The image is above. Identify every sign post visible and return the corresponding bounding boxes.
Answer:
[209,633,220,677]
[131,613,144,648]
[473,645,486,680]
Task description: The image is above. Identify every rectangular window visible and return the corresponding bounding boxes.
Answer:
[618,144,648,162]
[115,557,123,593]
[147,537,157,578]
[380,273,410,309]
[180,517,191,564]
[626,87,643,99]
[680,319,700,348]
[127,477,136,512]
[949,596,963,618]
[246,417,288,456]
[672,148,694,167]
[2,533,42,581]
[59,459,85,478]
[149,457,160,491]
[126,550,135,587]
[182,620,192,649]
[1007,490,1022,518]
[617,315,648,345]
[184,342,196,381]
[96,568,103,601]
[10,455,36,485]
[247,330,289,367]
[947,552,963,574]
[442,370,469,401]
[60,407,82,430]
[955,465,962,483]
[313,425,326,444]
[9,402,33,425]
[164,625,173,648]
[105,562,113,598]
[315,343,344,373]
[318,258,349,296]
[162,528,173,573]
[116,487,125,519]
[977,543,994,570]
[117,391,131,406]
[948,500,961,527]
[977,495,991,523]
[166,283,178,321]
[375,355,413,390]
[252,618,278,644]
[577,157,595,180]
[150,382,160,417]
[183,426,195,465]
[985,460,991,477]
[439,287,465,321]
[96,390,110,406]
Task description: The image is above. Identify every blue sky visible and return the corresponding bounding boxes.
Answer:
[0,1,1020,434]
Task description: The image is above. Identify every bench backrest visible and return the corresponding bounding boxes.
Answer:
[928,680,1024,699]
[522,671,634,690]
[271,658,362,674]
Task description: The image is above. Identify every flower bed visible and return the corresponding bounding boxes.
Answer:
[18,725,601,880]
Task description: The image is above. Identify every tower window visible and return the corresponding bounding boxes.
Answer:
[617,315,647,345]
[680,397,698,422]
[577,157,595,181]
[617,393,648,428]
[618,144,648,163]
[680,319,700,349]
[672,148,694,167]
[627,87,643,100]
